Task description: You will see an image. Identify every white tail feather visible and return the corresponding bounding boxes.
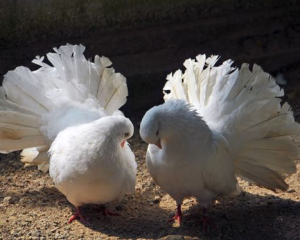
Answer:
[163,70,187,101]
[21,146,49,172]
[0,136,45,153]
[0,88,39,116]
[21,148,39,163]
[164,54,300,192]
[0,44,128,171]
[0,111,41,127]
[237,161,288,191]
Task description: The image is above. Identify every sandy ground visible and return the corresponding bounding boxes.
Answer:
[0,133,300,240]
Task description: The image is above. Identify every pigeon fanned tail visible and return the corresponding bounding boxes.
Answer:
[164,54,300,192]
[0,44,128,171]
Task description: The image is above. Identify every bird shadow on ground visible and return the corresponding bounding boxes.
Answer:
[0,152,22,175]
[78,185,173,239]
[0,185,70,209]
[78,191,300,239]
[176,192,300,240]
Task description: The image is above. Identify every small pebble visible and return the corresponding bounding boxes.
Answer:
[55,232,61,238]
[3,196,12,204]
[163,235,184,240]
[153,196,160,204]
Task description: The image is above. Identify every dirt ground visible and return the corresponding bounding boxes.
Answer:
[0,132,300,240]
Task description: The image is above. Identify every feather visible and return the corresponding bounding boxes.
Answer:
[0,43,129,172]
[161,54,299,194]
[0,136,45,153]
[236,160,288,191]
[240,150,296,175]
[97,70,128,115]
[21,146,49,167]
[0,99,37,117]
[103,73,128,115]
[163,70,186,101]
[0,122,44,153]
[184,59,199,107]
[3,67,54,112]
[21,147,39,163]
[3,81,48,114]
[0,123,41,139]
[0,111,41,128]
[38,162,50,173]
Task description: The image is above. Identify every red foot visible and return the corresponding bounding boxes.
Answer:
[167,204,182,225]
[197,208,215,231]
[200,216,214,231]
[68,207,85,223]
[168,213,182,224]
[100,207,121,217]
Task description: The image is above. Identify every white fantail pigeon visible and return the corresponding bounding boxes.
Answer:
[140,55,300,225]
[0,44,137,223]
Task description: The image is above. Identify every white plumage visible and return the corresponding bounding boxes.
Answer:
[49,116,136,207]
[0,44,137,222]
[140,55,300,224]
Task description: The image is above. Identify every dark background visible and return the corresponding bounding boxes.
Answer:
[1,0,300,122]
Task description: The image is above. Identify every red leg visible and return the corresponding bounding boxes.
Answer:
[168,204,182,224]
[100,206,121,217]
[68,206,85,223]
[199,208,214,231]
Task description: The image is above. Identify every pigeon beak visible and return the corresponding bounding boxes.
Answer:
[121,140,126,148]
[155,139,162,149]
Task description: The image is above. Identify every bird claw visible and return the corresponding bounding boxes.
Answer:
[167,213,182,224]
[199,215,215,231]
[100,207,121,217]
[168,204,183,225]
[68,208,85,223]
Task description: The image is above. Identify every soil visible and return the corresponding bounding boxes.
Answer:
[0,133,300,240]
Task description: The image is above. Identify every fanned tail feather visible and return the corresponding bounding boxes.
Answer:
[21,146,49,172]
[0,44,128,171]
[164,54,300,192]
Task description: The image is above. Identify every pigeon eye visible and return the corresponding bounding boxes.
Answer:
[124,132,130,138]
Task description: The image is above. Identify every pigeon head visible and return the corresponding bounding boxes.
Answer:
[140,99,206,149]
[100,116,134,147]
[140,105,162,148]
